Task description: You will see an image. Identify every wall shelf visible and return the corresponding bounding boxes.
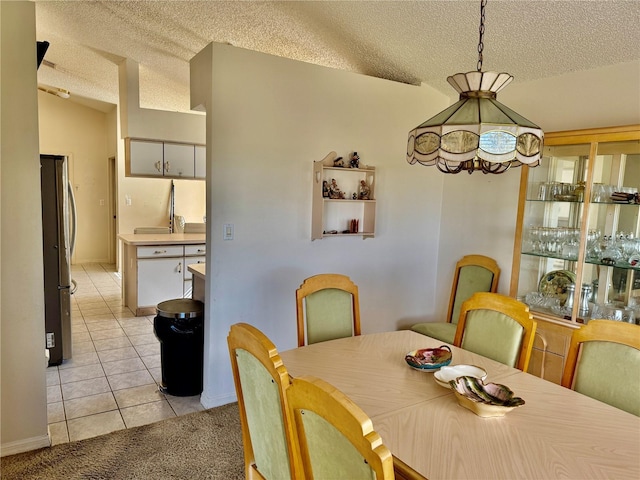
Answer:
[311,151,376,240]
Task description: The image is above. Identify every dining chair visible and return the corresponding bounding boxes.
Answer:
[561,319,640,416]
[296,273,361,347]
[453,292,536,371]
[286,375,395,480]
[411,254,500,343]
[227,323,302,480]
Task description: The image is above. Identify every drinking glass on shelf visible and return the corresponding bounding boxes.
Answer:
[592,184,604,202]
[604,184,616,201]
[525,226,539,252]
[537,183,548,201]
[586,229,602,260]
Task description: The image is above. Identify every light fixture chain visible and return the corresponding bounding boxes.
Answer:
[477,0,487,72]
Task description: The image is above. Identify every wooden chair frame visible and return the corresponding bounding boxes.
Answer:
[286,375,394,480]
[454,292,536,371]
[393,455,428,480]
[296,273,361,347]
[561,319,640,390]
[446,254,501,324]
[227,323,302,480]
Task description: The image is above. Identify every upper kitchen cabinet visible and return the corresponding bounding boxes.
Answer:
[511,125,640,326]
[125,138,205,180]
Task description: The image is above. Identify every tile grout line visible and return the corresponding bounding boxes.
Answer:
[48,262,202,445]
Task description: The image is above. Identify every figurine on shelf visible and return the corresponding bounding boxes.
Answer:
[329,178,345,199]
[352,192,357,200]
[358,179,371,200]
[333,156,345,167]
[350,151,360,168]
[322,180,330,198]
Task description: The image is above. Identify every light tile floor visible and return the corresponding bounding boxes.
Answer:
[46,263,204,445]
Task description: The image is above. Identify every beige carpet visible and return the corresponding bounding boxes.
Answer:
[1,403,244,480]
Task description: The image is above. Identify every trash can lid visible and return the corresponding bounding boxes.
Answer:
[156,298,204,319]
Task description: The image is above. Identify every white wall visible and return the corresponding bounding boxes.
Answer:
[191,43,450,406]
[119,59,205,144]
[1,1,50,455]
[500,60,640,133]
[115,59,206,240]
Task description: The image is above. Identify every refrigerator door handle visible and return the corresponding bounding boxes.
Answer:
[68,181,77,257]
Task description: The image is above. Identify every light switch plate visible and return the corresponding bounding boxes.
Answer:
[223,223,234,240]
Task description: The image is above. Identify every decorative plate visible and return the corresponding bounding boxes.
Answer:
[405,345,452,371]
[450,376,525,417]
[538,269,576,304]
[434,364,487,389]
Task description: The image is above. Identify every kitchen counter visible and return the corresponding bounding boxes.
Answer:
[188,263,206,303]
[119,233,205,245]
[119,234,206,315]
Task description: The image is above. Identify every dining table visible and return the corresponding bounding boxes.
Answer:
[279,330,640,480]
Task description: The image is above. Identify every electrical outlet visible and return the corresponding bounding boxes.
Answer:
[46,333,55,348]
[223,223,234,240]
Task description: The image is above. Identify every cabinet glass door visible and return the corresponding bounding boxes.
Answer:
[517,143,589,319]
[584,141,640,323]
[512,129,640,325]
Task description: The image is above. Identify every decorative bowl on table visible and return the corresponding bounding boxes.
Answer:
[433,364,487,389]
[404,345,452,371]
[450,376,525,417]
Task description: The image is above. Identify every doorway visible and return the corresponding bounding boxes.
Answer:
[108,156,117,264]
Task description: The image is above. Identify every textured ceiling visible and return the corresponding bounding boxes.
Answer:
[34,0,640,113]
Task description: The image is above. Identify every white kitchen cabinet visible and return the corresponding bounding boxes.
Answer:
[137,256,184,308]
[164,143,195,177]
[125,137,205,179]
[128,139,164,176]
[183,244,206,297]
[195,145,206,179]
[122,238,206,315]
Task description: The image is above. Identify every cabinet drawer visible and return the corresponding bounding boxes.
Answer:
[185,244,206,256]
[137,245,184,258]
[184,256,206,280]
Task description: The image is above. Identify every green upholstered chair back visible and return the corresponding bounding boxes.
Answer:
[299,409,376,480]
[305,288,354,345]
[297,274,361,347]
[286,376,394,480]
[451,265,496,324]
[454,292,536,371]
[573,341,640,416]
[236,349,292,480]
[410,255,500,344]
[562,320,640,417]
[460,309,524,368]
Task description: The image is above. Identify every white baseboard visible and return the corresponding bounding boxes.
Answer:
[200,390,236,409]
[1,433,50,457]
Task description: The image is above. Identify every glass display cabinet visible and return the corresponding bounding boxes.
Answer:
[510,125,640,382]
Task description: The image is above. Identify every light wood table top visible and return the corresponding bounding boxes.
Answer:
[280,330,640,480]
[281,330,519,419]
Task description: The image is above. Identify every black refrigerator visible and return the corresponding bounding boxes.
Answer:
[41,154,76,366]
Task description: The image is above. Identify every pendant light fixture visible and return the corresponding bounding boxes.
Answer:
[406,0,543,174]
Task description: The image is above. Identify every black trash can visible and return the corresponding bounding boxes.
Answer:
[153,298,204,396]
